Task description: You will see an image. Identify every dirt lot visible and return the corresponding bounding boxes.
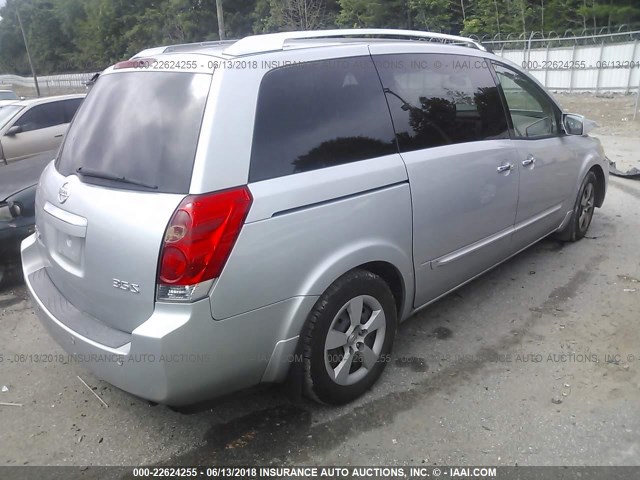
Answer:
[556,92,640,171]
[0,94,639,469]
[555,92,639,136]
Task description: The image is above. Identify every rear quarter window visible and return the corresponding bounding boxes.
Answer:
[373,54,509,152]
[249,56,397,183]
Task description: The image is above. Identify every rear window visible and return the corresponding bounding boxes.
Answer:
[249,56,397,183]
[56,71,211,193]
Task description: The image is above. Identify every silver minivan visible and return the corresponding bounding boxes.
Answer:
[22,29,608,406]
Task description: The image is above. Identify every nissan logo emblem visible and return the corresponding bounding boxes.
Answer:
[58,183,70,204]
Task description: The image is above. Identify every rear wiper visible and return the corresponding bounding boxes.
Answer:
[76,167,158,190]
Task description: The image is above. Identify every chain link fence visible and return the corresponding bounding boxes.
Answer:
[471,25,640,48]
[0,72,98,98]
[477,30,640,120]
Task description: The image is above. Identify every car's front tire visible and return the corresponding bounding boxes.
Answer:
[557,171,597,242]
[302,270,397,405]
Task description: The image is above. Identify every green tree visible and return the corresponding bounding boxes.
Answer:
[0,1,29,74]
[337,0,410,29]
[255,0,338,32]
[411,0,454,32]
[2,0,640,76]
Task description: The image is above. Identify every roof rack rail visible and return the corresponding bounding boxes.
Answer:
[224,29,487,56]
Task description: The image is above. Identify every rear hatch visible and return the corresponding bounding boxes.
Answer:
[35,65,212,333]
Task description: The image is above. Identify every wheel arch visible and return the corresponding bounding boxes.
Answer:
[294,241,414,334]
[356,261,406,319]
[270,244,413,386]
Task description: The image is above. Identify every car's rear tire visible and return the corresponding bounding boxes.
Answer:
[556,171,597,242]
[302,270,397,405]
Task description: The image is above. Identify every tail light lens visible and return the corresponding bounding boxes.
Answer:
[157,186,252,302]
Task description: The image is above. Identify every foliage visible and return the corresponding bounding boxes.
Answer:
[0,0,638,75]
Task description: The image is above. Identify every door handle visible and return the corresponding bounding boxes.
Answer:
[522,155,536,167]
[54,134,64,138]
[497,163,514,173]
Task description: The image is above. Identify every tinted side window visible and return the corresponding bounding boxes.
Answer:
[250,57,397,182]
[14,102,65,132]
[63,98,83,123]
[373,54,509,153]
[494,65,559,138]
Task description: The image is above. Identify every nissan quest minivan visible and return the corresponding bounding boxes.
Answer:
[22,29,608,406]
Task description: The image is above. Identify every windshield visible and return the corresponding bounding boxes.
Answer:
[0,91,19,101]
[0,105,23,130]
[56,71,212,194]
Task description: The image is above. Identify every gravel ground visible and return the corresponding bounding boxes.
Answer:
[555,92,639,137]
[0,94,638,468]
[556,91,640,171]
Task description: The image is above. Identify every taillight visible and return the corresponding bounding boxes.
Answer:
[157,186,252,302]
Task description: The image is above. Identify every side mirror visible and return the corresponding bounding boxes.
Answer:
[6,125,22,136]
[563,114,584,135]
[0,201,23,221]
[563,113,598,136]
[9,201,22,217]
[20,96,26,101]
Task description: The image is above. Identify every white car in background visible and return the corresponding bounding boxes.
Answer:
[0,89,22,107]
[0,94,84,165]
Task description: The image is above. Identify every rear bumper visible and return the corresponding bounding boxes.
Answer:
[21,233,317,405]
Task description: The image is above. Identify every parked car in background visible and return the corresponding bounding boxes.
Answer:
[0,94,84,165]
[0,90,19,100]
[0,89,21,106]
[0,150,55,262]
[22,29,607,407]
